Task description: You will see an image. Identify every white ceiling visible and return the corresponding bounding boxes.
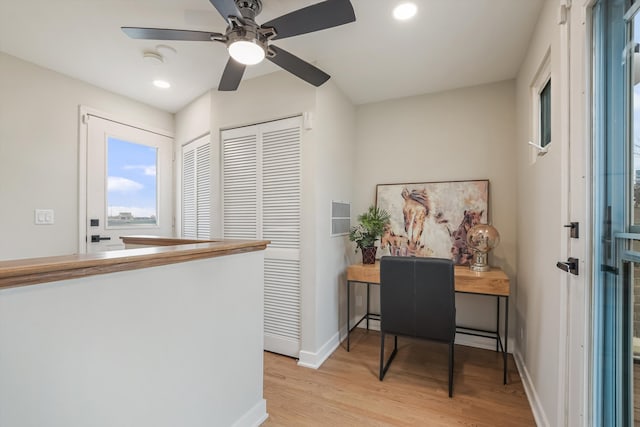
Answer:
[0,0,544,113]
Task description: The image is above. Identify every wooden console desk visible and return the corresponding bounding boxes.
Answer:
[346,261,510,384]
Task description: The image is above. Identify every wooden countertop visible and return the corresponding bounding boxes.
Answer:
[0,239,270,290]
[347,262,510,296]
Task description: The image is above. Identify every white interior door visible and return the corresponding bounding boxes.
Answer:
[86,115,173,252]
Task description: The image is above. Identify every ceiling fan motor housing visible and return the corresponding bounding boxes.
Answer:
[235,0,262,20]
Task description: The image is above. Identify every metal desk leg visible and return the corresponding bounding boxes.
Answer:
[347,280,351,352]
[366,283,370,330]
[504,296,509,384]
[496,297,500,352]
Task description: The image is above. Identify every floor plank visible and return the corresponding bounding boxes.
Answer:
[263,329,535,426]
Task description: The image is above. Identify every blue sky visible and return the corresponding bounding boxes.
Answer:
[107,137,157,218]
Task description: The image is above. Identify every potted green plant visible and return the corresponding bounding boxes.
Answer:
[349,205,391,264]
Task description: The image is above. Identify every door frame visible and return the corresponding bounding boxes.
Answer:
[78,106,174,253]
[562,1,597,425]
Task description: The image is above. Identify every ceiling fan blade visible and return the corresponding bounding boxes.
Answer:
[262,0,355,40]
[218,57,246,91]
[208,0,242,22]
[121,27,222,41]
[267,45,330,87]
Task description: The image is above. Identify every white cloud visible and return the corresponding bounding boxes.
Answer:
[123,165,156,176]
[107,176,143,193]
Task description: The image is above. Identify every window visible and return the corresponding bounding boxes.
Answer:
[107,137,158,227]
[540,79,551,147]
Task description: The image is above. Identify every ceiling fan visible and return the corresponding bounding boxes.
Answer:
[122,0,356,91]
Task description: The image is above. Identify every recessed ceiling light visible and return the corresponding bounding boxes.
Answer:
[153,79,171,89]
[393,2,417,21]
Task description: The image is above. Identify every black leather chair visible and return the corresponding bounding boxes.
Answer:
[379,256,456,397]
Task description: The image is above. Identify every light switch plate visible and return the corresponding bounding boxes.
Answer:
[35,209,54,225]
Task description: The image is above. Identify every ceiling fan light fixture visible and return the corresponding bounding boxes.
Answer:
[393,2,418,21]
[228,40,266,65]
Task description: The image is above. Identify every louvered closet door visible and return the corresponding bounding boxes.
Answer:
[261,118,301,357]
[182,148,197,238]
[221,116,302,357]
[195,143,211,238]
[222,131,258,239]
[182,135,211,239]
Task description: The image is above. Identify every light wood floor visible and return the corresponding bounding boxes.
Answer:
[263,329,535,426]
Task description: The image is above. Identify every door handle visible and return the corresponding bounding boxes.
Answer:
[90,235,111,243]
[556,257,579,275]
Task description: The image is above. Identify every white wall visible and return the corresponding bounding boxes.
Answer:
[0,52,174,260]
[353,80,517,339]
[175,91,211,146]
[207,71,320,358]
[0,251,267,427]
[174,91,212,237]
[304,80,356,364]
[175,72,357,363]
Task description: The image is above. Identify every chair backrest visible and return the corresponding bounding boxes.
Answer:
[380,256,455,343]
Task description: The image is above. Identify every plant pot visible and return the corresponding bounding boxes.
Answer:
[361,246,377,264]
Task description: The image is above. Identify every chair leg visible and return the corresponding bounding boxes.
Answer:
[379,333,398,381]
[448,341,454,398]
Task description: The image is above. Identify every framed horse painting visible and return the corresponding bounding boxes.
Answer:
[376,179,489,265]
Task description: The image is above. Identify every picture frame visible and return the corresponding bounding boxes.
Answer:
[376,180,489,265]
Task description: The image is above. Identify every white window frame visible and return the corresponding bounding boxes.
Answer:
[530,49,552,163]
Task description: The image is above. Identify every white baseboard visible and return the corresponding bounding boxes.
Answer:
[455,333,502,352]
[297,331,340,369]
[231,399,268,427]
[514,350,550,427]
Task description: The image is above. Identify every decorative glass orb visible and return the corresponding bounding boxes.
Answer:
[466,224,500,272]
